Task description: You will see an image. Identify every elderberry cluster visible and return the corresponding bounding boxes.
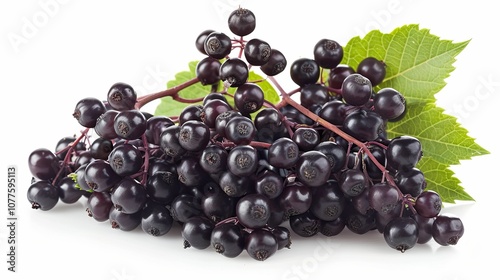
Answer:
[27,7,464,261]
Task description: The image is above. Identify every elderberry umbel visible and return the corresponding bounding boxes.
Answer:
[26,6,465,261]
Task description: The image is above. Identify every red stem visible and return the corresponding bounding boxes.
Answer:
[268,76,397,188]
[135,77,200,109]
[52,128,90,185]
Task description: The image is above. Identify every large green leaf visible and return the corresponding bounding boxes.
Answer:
[342,24,488,203]
[342,24,470,104]
[386,102,488,166]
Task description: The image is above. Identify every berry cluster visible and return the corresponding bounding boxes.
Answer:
[27,7,464,260]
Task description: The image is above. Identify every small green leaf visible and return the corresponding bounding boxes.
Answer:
[67,173,93,193]
[154,61,279,118]
[342,24,488,202]
[154,61,209,117]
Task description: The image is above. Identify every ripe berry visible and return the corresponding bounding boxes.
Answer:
[228,8,256,36]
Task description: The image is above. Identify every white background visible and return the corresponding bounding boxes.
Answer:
[1,1,499,280]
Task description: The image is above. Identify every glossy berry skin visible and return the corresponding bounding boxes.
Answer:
[108,143,143,176]
[56,176,85,204]
[328,65,355,89]
[373,88,406,120]
[95,110,119,140]
[224,115,256,145]
[220,58,249,87]
[319,99,349,126]
[182,216,215,249]
[202,187,237,222]
[244,38,271,66]
[84,159,121,192]
[341,73,372,106]
[357,57,386,86]
[195,29,215,55]
[310,180,345,221]
[160,125,186,161]
[343,109,385,142]
[199,145,228,174]
[386,136,422,172]
[215,110,241,138]
[254,108,287,143]
[314,141,347,173]
[227,7,256,36]
[201,99,231,129]
[290,58,320,87]
[109,207,142,231]
[176,156,208,187]
[111,178,148,214]
[271,226,292,250]
[320,218,345,237]
[196,57,221,86]
[300,84,329,110]
[113,110,147,140]
[260,49,287,76]
[395,168,426,197]
[368,182,401,215]
[27,181,59,211]
[414,190,442,218]
[313,38,343,69]
[141,202,173,237]
[179,104,203,124]
[255,170,284,199]
[292,127,320,151]
[170,194,203,223]
[278,182,312,219]
[363,145,386,180]
[145,171,181,205]
[289,211,321,237]
[413,214,434,244]
[211,223,245,258]
[295,151,331,187]
[227,145,258,177]
[28,148,60,180]
[145,116,175,145]
[245,228,278,261]
[268,137,300,169]
[204,32,232,59]
[74,164,91,192]
[236,193,271,229]
[384,216,419,253]
[339,169,367,197]
[107,82,137,111]
[432,215,464,246]
[234,83,264,115]
[89,137,114,160]
[86,191,113,222]
[73,97,107,128]
[178,120,211,152]
[218,170,253,198]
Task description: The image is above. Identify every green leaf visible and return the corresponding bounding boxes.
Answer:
[154,61,209,117]
[342,24,470,103]
[417,157,474,203]
[67,173,92,193]
[342,24,488,202]
[154,61,279,118]
[386,102,489,166]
